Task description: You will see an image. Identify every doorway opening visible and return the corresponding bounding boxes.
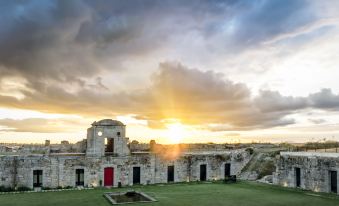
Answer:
[225,163,231,177]
[200,164,207,181]
[168,165,174,182]
[330,170,337,193]
[133,167,141,185]
[33,170,43,188]
[104,167,114,187]
[295,167,301,188]
[75,169,84,186]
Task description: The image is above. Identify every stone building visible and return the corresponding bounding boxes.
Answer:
[273,152,339,194]
[0,119,251,189]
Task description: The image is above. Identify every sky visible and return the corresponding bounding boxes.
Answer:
[1,0,339,144]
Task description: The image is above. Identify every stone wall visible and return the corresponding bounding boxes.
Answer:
[0,149,251,189]
[86,124,129,157]
[273,152,339,194]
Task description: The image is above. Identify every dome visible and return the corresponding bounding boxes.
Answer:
[92,119,125,126]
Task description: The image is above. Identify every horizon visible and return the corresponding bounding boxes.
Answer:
[1,0,339,144]
[0,136,336,146]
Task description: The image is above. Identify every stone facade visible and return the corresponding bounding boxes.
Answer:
[273,152,339,194]
[0,119,251,189]
[86,119,129,157]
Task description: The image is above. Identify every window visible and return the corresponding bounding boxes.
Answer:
[33,170,43,187]
[76,169,84,186]
[117,132,121,136]
[105,138,114,154]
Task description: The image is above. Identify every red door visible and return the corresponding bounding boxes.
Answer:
[104,167,114,186]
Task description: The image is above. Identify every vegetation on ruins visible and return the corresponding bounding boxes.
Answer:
[279,141,339,152]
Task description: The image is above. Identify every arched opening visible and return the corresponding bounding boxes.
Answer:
[105,138,114,155]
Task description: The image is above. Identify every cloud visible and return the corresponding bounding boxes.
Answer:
[0,1,94,81]
[0,0,319,87]
[0,1,338,134]
[0,0,333,101]
[255,88,339,112]
[308,118,326,124]
[254,90,307,112]
[141,63,339,130]
[309,88,339,110]
[0,118,86,133]
[1,61,339,132]
[0,62,304,131]
[223,0,315,49]
[0,1,230,82]
[263,17,339,45]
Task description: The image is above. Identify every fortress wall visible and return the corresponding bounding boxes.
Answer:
[0,149,251,189]
[273,152,339,194]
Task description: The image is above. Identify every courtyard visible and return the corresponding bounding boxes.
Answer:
[0,181,338,206]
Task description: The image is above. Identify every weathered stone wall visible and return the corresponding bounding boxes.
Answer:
[129,143,150,152]
[0,149,251,189]
[0,155,58,189]
[86,124,129,157]
[0,156,16,187]
[0,119,253,189]
[273,152,339,194]
[153,156,188,183]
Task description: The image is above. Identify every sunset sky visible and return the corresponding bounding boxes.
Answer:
[1,0,339,144]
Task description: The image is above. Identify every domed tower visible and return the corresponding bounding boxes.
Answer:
[86,119,130,157]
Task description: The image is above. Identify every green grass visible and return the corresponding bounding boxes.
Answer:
[0,181,338,206]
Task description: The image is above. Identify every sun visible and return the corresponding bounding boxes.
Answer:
[165,123,187,144]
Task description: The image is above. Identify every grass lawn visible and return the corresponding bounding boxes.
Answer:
[0,181,338,206]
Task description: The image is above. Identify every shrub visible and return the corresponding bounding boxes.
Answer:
[258,160,276,179]
[234,153,244,162]
[269,150,280,158]
[245,147,254,155]
[0,186,14,192]
[17,186,31,192]
[216,154,230,161]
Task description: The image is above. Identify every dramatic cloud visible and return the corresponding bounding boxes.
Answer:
[0,0,235,84]
[0,0,318,86]
[142,62,295,129]
[0,0,339,141]
[2,61,339,132]
[225,0,315,49]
